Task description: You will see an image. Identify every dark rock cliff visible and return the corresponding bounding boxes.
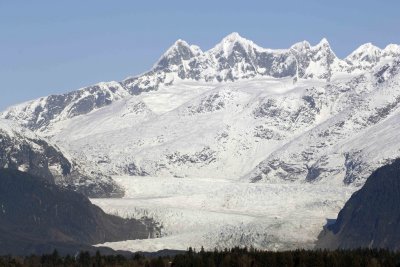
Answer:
[0,169,157,255]
[316,158,400,250]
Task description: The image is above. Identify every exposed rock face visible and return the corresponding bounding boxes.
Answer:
[0,119,123,197]
[2,82,130,132]
[4,33,395,133]
[0,169,157,255]
[246,59,400,186]
[2,34,400,188]
[316,158,400,250]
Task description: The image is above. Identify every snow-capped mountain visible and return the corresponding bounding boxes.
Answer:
[0,119,122,197]
[2,33,400,251]
[246,57,400,186]
[5,33,398,134]
[3,33,399,186]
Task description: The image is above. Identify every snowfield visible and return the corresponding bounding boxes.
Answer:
[92,176,356,252]
[3,34,400,189]
[3,33,400,251]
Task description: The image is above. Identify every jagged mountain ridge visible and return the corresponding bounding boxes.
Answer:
[3,33,400,133]
[246,58,400,185]
[2,33,400,188]
[3,33,400,252]
[0,119,123,197]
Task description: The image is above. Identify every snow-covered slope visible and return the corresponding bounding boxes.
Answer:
[92,176,355,252]
[3,33,393,134]
[16,59,400,187]
[0,119,122,197]
[44,77,328,180]
[2,82,129,132]
[246,58,400,185]
[2,34,400,186]
[2,33,400,250]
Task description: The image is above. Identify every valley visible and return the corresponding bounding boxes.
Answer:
[2,32,400,253]
[92,176,355,252]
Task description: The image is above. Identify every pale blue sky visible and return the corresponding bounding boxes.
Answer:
[1,0,400,110]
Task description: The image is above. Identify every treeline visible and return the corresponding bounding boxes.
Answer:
[173,247,400,267]
[1,247,400,267]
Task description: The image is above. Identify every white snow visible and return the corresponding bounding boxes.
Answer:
[46,77,329,181]
[92,176,356,252]
[2,33,400,253]
[0,118,41,140]
[208,32,268,58]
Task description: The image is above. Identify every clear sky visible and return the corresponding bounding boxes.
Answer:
[1,0,400,110]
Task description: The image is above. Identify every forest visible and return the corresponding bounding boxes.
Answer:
[1,247,400,267]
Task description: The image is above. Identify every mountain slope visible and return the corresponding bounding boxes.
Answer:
[4,33,397,134]
[2,35,400,188]
[16,60,399,187]
[0,169,156,255]
[2,33,400,251]
[316,158,400,250]
[0,119,122,197]
[246,58,400,185]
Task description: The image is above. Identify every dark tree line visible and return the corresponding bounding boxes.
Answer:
[1,247,400,267]
[172,247,400,267]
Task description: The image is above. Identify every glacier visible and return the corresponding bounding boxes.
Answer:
[2,32,400,251]
[92,176,355,252]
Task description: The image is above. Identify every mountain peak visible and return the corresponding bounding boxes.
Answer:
[163,39,192,55]
[346,42,382,63]
[290,40,311,52]
[221,32,246,43]
[359,42,379,49]
[209,32,261,58]
[352,42,381,54]
[174,38,189,46]
[315,38,331,48]
[383,44,400,56]
[154,39,200,69]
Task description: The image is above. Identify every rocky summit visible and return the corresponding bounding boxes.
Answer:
[2,33,400,251]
